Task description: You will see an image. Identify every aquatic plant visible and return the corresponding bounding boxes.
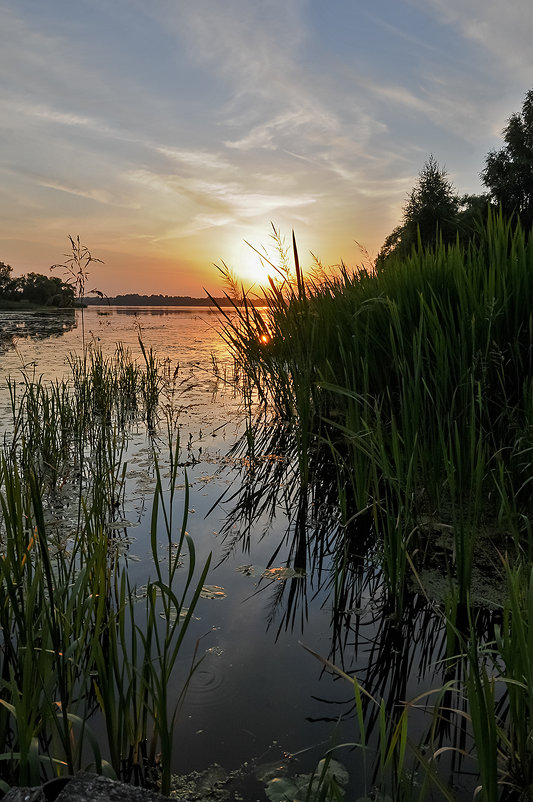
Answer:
[0,339,209,794]
[216,213,533,798]
[217,212,533,604]
[50,235,104,345]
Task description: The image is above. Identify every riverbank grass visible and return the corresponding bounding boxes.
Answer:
[0,342,208,794]
[217,213,533,799]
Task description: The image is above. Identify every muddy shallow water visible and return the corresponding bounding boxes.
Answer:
[0,306,488,800]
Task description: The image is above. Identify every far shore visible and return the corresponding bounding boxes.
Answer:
[0,295,266,311]
[0,300,77,312]
[83,294,265,307]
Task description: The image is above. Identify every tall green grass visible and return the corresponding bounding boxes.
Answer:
[217,214,533,798]
[217,213,533,602]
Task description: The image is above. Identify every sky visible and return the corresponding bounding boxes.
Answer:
[1,0,533,297]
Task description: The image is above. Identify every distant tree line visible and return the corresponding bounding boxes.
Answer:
[84,293,245,307]
[378,88,533,262]
[0,262,75,307]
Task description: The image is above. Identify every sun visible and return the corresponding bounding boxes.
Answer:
[226,239,276,290]
[237,253,273,288]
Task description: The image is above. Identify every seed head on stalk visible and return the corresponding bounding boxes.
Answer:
[50,235,104,346]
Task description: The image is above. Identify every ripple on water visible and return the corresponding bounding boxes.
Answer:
[185,647,234,711]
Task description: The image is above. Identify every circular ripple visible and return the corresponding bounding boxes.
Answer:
[185,652,233,710]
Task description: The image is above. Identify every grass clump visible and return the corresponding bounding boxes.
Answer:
[0,339,209,795]
[218,213,533,603]
[217,214,533,799]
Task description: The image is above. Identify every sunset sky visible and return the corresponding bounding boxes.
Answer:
[1,1,532,297]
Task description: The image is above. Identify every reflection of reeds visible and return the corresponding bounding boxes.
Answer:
[217,214,533,798]
[0,341,209,792]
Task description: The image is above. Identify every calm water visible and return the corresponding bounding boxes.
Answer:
[0,307,479,799]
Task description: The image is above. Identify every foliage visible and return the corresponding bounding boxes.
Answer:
[0,262,14,297]
[378,156,489,263]
[401,155,460,249]
[482,88,533,231]
[50,235,104,342]
[20,272,75,307]
[50,234,103,301]
[0,341,208,793]
[0,260,75,307]
[217,215,533,794]
[0,235,102,308]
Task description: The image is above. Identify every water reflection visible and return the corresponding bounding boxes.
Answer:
[105,305,226,316]
[219,416,503,798]
[0,309,76,353]
[0,306,507,797]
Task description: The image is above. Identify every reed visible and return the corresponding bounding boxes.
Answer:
[218,213,533,798]
[0,337,210,793]
[218,212,533,603]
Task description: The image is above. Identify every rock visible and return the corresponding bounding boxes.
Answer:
[3,773,181,802]
[2,788,46,802]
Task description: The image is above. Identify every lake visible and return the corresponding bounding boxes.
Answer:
[0,306,481,800]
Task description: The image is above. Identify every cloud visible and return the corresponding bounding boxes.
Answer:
[173,0,307,94]
[128,167,317,225]
[3,0,531,289]
[156,147,231,172]
[34,179,115,205]
[223,107,339,152]
[410,0,533,80]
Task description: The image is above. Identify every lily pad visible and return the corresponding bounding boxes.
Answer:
[106,519,139,529]
[263,566,306,580]
[160,606,200,623]
[200,585,226,600]
[264,758,348,802]
[237,564,306,580]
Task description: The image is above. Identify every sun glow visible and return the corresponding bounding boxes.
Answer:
[235,251,273,289]
[223,238,278,290]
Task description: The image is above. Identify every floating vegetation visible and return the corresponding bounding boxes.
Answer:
[169,752,350,802]
[170,762,237,801]
[105,518,139,529]
[160,606,200,624]
[263,758,349,802]
[200,585,227,600]
[206,646,224,657]
[237,564,306,580]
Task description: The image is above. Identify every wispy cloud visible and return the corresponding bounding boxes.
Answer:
[2,0,531,293]
[156,147,231,171]
[128,167,317,228]
[409,0,533,82]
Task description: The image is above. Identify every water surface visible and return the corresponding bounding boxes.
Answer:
[0,306,481,800]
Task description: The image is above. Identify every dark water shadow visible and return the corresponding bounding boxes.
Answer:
[0,310,76,353]
[215,416,504,798]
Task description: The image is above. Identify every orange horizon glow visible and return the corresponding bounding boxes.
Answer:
[2,224,383,300]
[1,4,508,302]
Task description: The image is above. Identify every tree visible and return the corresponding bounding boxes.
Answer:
[481,89,533,231]
[0,261,14,297]
[456,192,493,243]
[378,156,460,262]
[20,273,75,307]
[402,156,460,250]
